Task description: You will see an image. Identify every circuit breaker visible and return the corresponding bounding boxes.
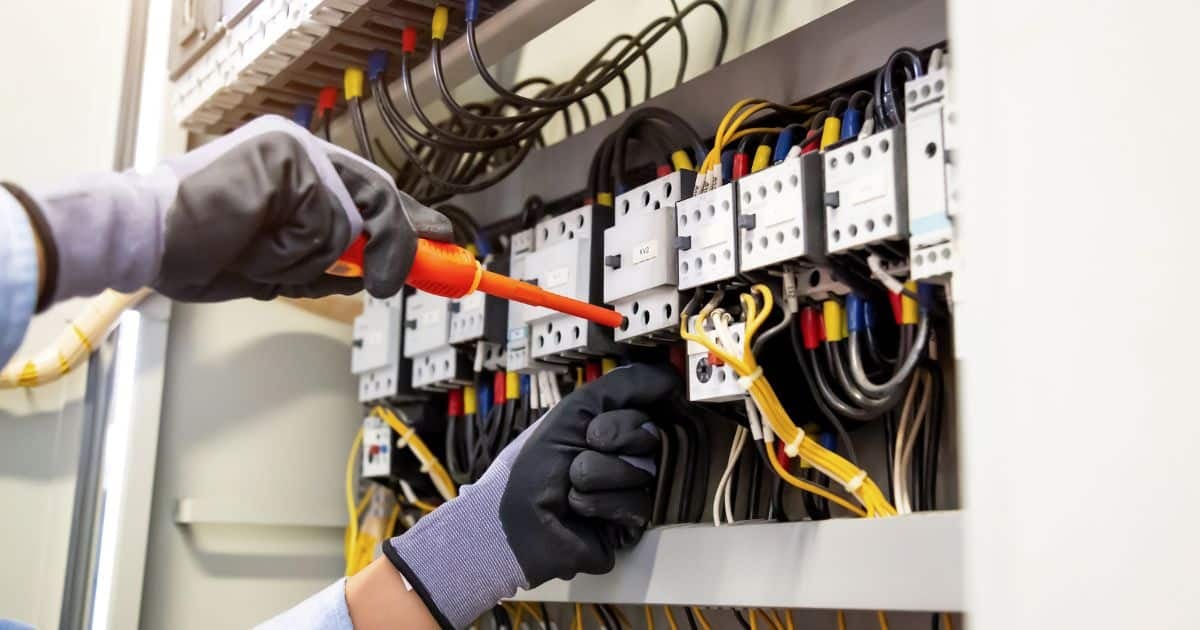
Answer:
[504,229,541,373]
[448,258,507,346]
[402,292,450,358]
[604,171,694,343]
[351,294,415,403]
[686,315,746,403]
[526,205,618,360]
[904,50,956,280]
[737,153,825,271]
[410,346,471,391]
[676,182,740,290]
[823,128,908,254]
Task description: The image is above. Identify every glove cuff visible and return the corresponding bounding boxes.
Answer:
[32,167,177,302]
[383,470,527,629]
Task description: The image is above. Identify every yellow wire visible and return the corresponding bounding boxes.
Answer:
[384,503,400,537]
[574,603,583,630]
[644,606,655,630]
[372,406,458,500]
[942,613,953,630]
[836,611,847,630]
[664,607,678,630]
[759,609,784,630]
[519,602,544,624]
[691,608,712,630]
[589,605,607,628]
[766,446,866,516]
[876,611,890,630]
[511,603,524,629]
[785,609,794,630]
[611,606,630,628]
[407,498,440,513]
[748,609,758,630]
[343,428,363,576]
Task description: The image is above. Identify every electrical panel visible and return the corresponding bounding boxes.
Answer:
[402,291,450,358]
[351,294,414,402]
[685,315,746,403]
[504,229,541,373]
[904,51,957,280]
[526,205,618,361]
[676,183,740,290]
[737,154,825,271]
[823,127,908,254]
[604,171,694,343]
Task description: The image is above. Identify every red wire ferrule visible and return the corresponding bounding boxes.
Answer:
[447,389,463,416]
[402,26,418,54]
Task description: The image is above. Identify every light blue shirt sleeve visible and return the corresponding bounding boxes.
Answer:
[254,579,355,630]
[0,187,38,370]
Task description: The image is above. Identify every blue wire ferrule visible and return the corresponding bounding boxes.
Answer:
[846,293,864,333]
[773,126,798,163]
[478,384,492,419]
[819,431,837,451]
[841,108,863,140]
[918,282,936,311]
[292,104,314,129]
[367,50,389,82]
[465,0,480,23]
[720,149,735,182]
[520,375,530,398]
[863,300,877,330]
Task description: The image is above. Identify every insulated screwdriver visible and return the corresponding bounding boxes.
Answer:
[328,235,626,329]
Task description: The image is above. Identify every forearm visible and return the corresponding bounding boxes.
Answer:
[346,558,439,630]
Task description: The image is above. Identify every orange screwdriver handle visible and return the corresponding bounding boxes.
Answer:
[328,235,625,329]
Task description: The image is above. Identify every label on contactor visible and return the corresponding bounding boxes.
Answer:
[415,308,443,327]
[632,239,659,264]
[544,267,570,289]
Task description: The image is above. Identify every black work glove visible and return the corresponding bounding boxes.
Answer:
[383,364,680,629]
[15,114,451,304]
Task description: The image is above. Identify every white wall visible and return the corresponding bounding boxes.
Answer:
[0,1,133,627]
[951,1,1200,628]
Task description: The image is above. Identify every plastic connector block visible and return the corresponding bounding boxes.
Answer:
[685,316,746,403]
[737,153,824,271]
[352,294,420,403]
[448,258,508,345]
[402,291,450,358]
[822,127,908,254]
[361,414,394,479]
[904,57,957,280]
[526,205,618,361]
[798,266,852,301]
[676,182,739,290]
[604,171,695,342]
[410,346,472,391]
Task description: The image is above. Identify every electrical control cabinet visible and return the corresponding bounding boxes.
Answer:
[527,205,618,360]
[402,292,450,358]
[685,316,746,403]
[737,154,825,271]
[351,294,416,402]
[904,53,956,280]
[676,183,740,290]
[823,128,908,254]
[604,171,695,343]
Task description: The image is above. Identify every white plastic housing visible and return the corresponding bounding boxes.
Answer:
[737,153,824,271]
[410,346,468,391]
[685,316,746,403]
[402,292,450,358]
[352,294,405,402]
[823,127,908,253]
[904,60,956,280]
[676,182,739,290]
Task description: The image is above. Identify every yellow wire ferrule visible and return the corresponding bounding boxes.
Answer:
[822,299,845,343]
[670,150,694,171]
[431,5,449,40]
[343,67,365,100]
[820,117,842,150]
[463,386,478,414]
[505,371,520,400]
[596,192,613,207]
[751,144,772,173]
[901,280,919,324]
[601,357,618,374]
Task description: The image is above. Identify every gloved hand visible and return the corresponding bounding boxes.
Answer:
[383,364,679,629]
[7,114,450,305]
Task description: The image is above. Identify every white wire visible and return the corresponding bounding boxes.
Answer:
[891,376,921,512]
[896,371,933,514]
[712,426,746,527]
[723,428,745,524]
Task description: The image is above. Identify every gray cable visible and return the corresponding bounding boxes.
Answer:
[848,315,930,395]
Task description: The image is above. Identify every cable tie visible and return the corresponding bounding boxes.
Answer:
[70,322,93,352]
[783,428,806,458]
[736,366,763,391]
[844,470,867,494]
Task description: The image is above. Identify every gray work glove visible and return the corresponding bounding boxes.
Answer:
[13,114,450,304]
[384,364,678,629]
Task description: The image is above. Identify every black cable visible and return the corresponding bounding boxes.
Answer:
[668,0,689,87]
[684,607,699,630]
[789,321,859,463]
[732,610,752,630]
[539,603,551,630]
[348,97,375,162]
[321,114,332,141]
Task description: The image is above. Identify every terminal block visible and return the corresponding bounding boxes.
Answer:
[737,154,825,271]
[448,259,507,346]
[904,52,957,280]
[676,182,739,290]
[823,127,908,254]
[799,266,853,302]
[410,346,472,391]
[526,205,618,361]
[402,291,450,358]
[685,315,746,403]
[604,171,695,343]
[351,294,418,403]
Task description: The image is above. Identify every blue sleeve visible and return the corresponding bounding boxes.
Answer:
[254,579,355,630]
[0,187,38,370]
